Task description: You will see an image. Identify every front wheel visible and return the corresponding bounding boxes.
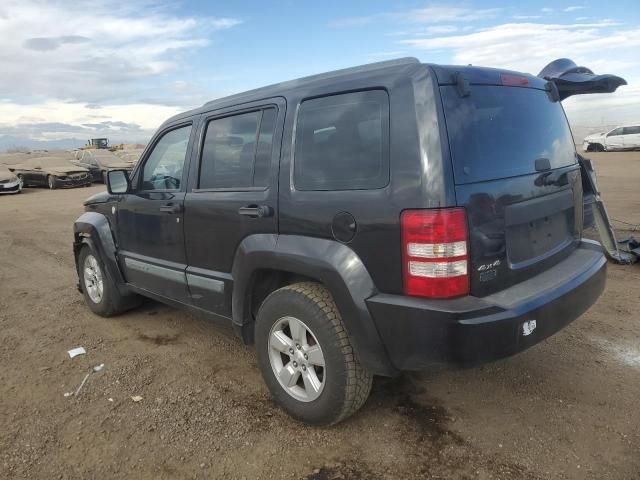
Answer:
[78,246,138,317]
[255,282,373,425]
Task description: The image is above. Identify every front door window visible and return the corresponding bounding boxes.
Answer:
[141,125,192,191]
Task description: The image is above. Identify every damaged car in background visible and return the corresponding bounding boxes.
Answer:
[0,167,22,194]
[9,157,91,189]
[582,124,640,152]
[73,149,137,183]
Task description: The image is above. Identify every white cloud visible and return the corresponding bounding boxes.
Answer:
[541,7,555,13]
[407,6,500,23]
[330,6,500,28]
[0,0,240,103]
[0,0,241,144]
[400,20,639,126]
[564,84,640,126]
[564,6,585,12]
[400,21,634,73]
[0,100,183,141]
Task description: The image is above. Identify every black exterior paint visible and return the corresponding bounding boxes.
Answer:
[74,58,606,376]
[367,240,606,369]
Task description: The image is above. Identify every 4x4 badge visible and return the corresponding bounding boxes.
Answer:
[478,260,501,271]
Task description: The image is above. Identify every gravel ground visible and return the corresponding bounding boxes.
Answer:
[0,151,638,479]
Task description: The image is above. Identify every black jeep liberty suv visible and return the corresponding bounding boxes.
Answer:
[74,58,607,425]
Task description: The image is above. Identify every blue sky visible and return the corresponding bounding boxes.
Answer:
[0,0,639,148]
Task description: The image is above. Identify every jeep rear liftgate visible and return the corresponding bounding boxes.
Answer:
[538,59,636,264]
[440,82,582,296]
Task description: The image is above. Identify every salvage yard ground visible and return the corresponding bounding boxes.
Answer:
[0,152,639,479]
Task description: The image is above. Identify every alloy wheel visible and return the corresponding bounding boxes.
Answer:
[83,254,104,304]
[268,316,326,402]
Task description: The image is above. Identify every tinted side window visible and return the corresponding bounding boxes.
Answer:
[254,108,276,187]
[199,108,276,189]
[608,128,623,136]
[294,90,389,191]
[141,125,192,191]
[623,126,640,135]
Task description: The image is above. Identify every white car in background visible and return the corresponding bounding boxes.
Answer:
[0,167,22,194]
[583,124,640,152]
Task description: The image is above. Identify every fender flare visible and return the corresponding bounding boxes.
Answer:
[73,211,128,294]
[231,234,397,376]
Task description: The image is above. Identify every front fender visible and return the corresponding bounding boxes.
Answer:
[73,211,127,293]
[232,234,397,376]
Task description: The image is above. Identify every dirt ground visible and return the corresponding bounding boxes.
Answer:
[0,151,638,480]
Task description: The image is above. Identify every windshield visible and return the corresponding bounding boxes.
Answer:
[441,85,576,184]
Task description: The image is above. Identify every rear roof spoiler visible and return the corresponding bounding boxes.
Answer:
[538,58,627,101]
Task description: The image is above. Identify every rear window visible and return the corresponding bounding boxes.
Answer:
[441,86,576,184]
[293,90,389,191]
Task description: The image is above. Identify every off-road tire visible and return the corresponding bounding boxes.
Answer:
[77,245,137,317]
[255,282,373,425]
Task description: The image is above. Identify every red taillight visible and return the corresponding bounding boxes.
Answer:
[500,74,529,87]
[401,208,469,299]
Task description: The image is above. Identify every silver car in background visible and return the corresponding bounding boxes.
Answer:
[0,167,22,194]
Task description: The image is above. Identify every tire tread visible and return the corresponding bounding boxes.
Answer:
[273,282,373,424]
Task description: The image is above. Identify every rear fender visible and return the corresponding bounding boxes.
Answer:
[231,234,397,376]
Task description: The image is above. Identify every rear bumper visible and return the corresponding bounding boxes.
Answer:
[367,240,606,370]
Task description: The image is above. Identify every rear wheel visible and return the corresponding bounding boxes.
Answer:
[47,175,57,190]
[78,246,138,317]
[255,282,373,425]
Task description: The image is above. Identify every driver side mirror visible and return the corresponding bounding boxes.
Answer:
[107,169,130,194]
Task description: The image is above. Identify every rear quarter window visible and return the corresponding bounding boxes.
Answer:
[293,90,389,191]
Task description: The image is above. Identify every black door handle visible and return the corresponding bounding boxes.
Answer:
[159,203,182,214]
[238,205,272,218]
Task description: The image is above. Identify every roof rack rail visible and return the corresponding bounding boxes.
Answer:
[202,57,420,109]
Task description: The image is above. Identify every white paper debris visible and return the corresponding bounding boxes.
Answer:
[67,347,86,359]
[93,364,104,372]
[131,395,143,402]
